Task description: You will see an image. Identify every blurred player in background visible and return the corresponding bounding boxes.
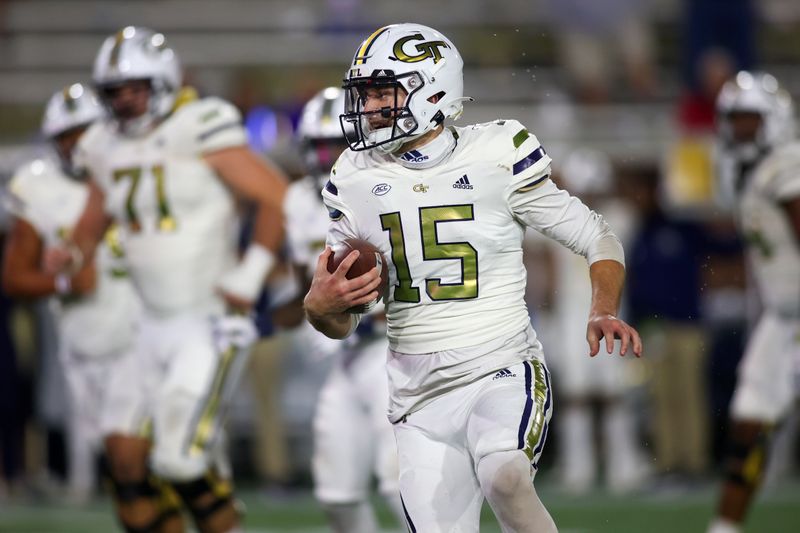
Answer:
[548,149,647,494]
[45,27,287,533]
[707,71,800,533]
[2,85,146,507]
[304,23,641,532]
[282,87,402,533]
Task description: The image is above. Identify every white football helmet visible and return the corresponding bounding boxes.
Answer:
[298,87,352,179]
[92,26,182,135]
[716,71,795,162]
[41,83,103,139]
[341,23,471,153]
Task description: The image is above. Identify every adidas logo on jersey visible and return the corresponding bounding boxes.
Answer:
[453,175,473,189]
[493,368,516,380]
[400,150,429,163]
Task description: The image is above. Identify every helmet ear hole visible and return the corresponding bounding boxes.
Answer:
[428,91,446,104]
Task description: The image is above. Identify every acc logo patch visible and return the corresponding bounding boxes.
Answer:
[372,183,391,196]
[391,33,449,64]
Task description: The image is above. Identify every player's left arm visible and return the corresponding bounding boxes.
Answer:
[198,99,289,309]
[206,146,288,309]
[506,127,641,357]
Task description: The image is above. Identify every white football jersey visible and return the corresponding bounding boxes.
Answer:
[324,120,621,354]
[737,141,800,317]
[284,175,329,280]
[75,97,247,316]
[7,158,139,359]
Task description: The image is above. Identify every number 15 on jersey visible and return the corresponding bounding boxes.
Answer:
[380,204,478,303]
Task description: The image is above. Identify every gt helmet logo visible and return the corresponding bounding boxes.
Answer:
[391,34,450,64]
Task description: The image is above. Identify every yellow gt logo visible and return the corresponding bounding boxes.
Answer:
[392,34,449,64]
[413,183,429,193]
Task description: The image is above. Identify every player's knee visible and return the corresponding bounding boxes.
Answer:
[105,436,149,482]
[478,451,533,501]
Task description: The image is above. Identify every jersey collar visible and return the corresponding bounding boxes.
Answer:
[391,127,457,170]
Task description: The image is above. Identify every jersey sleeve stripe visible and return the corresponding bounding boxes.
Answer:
[513,146,546,175]
[324,180,338,195]
[197,121,242,142]
[516,174,550,192]
[327,207,344,220]
[512,128,530,148]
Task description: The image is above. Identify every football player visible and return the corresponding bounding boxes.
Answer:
[45,27,287,533]
[304,23,642,532]
[1,86,172,518]
[707,72,800,533]
[284,87,403,532]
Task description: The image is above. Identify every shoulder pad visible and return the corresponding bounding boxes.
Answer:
[177,97,247,154]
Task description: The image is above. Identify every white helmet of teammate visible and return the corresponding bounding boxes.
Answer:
[92,26,181,135]
[41,83,103,139]
[341,23,471,153]
[716,71,795,162]
[298,87,353,179]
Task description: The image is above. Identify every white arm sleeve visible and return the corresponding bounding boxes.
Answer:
[510,179,625,266]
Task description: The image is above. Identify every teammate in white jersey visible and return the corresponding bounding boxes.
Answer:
[707,72,800,533]
[45,27,287,533]
[285,87,403,532]
[2,85,148,507]
[304,23,642,532]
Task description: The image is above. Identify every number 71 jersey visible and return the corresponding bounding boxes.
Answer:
[75,97,246,316]
[324,120,554,354]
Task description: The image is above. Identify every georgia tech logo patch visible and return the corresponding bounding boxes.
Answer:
[391,33,449,64]
[412,183,429,193]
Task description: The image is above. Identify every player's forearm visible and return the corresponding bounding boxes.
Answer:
[252,201,285,256]
[72,184,111,263]
[1,268,59,299]
[303,288,358,339]
[588,259,625,318]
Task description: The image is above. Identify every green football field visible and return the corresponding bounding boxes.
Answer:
[1,482,799,533]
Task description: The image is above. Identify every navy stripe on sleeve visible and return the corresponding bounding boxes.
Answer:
[324,180,338,195]
[197,121,241,142]
[512,146,546,175]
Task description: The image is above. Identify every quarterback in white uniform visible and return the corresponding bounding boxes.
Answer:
[304,24,642,533]
[46,27,287,533]
[708,72,800,533]
[2,85,142,504]
[285,87,403,533]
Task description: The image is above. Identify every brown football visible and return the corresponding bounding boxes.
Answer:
[326,238,389,313]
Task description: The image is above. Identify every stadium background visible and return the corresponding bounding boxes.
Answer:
[0,0,799,531]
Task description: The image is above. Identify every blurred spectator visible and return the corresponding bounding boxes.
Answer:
[666,48,737,212]
[546,0,658,103]
[683,0,758,93]
[626,168,711,481]
[547,150,649,494]
[678,48,737,135]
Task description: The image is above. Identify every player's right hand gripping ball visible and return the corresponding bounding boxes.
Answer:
[326,238,389,313]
